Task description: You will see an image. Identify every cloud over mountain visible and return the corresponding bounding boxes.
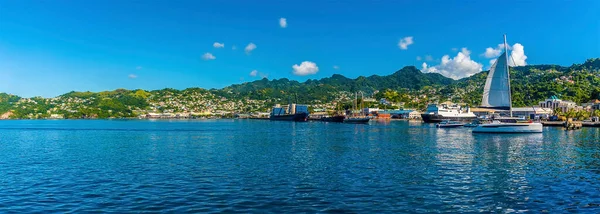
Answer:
[421,48,483,80]
[483,43,527,66]
[292,61,319,76]
[249,70,258,77]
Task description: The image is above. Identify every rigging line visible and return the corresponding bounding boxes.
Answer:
[510,53,518,67]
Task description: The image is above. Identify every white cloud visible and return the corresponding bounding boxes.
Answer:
[213,42,225,48]
[249,70,268,78]
[202,52,216,60]
[425,55,433,61]
[398,36,414,50]
[333,65,340,70]
[279,18,287,28]
[245,43,256,54]
[483,43,527,66]
[483,44,505,58]
[510,43,527,66]
[136,66,142,70]
[249,70,258,77]
[416,56,422,61]
[232,45,237,50]
[421,48,483,80]
[128,74,137,79]
[292,61,319,76]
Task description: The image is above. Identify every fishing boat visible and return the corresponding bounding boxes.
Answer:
[436,120,464,128]
[473,35,542,133]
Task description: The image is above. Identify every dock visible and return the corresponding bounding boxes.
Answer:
[582,122,600,127]
[543,121,600,127]
[541,121,565,126]
[565,121,583,130]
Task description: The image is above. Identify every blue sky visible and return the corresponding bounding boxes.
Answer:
[1,0,599,97]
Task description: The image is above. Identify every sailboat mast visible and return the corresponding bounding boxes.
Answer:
[504,34,513,117]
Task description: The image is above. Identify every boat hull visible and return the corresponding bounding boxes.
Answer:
[269,112,309,122]
[436,124,464,128]
[421,114,476,123]
[343,118,370,124]
[321,115,345,123]
[472,123,543,133]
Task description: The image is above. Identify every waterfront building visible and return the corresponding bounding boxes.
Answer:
[469,108,495,117]
[538,96,577,112]
[511,107,553,119]
[363,108,380,115]
[582,99,600,111]
[383,109,415,119]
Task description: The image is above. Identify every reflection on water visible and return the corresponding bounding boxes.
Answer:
[0,120,599,213]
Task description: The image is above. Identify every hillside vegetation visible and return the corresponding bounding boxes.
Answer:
[1,58,598,119]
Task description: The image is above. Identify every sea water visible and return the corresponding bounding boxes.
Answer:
[1,119,599,212]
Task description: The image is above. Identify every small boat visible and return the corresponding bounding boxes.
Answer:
[436,120,464,128]
[321,115,345,123]
[464,120,482,127]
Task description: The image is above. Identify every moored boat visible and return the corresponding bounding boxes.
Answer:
[343,117,370,124]
[421,103,476,123]
[473,119,543,133]
[464,120,483,127]
[343,92,371,124]
[436,120,464,128]
[270,103,309,122]
[321,115,345,123]
[473,35,542,133]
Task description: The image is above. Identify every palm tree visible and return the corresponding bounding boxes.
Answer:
[553,107,563,116]
[566,108,577,120]
[575,110,589,121]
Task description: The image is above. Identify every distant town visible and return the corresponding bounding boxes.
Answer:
[1,58,599,121]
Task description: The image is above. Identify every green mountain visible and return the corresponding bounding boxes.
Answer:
[451,58,600,107]
[222,66,455,102]
[1,58,599,119]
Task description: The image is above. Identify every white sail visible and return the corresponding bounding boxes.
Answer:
[481,52,511,110]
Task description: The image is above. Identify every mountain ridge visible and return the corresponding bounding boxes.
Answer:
[1,58,599,119]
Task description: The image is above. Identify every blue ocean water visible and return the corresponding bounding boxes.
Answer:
[0,119,599,213]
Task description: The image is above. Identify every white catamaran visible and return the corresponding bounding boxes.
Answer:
[472,35,543,133]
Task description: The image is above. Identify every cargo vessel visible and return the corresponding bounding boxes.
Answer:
[270,103,310,122]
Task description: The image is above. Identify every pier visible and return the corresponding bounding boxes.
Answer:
[543,121,600,127]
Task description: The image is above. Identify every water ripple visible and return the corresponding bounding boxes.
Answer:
[0,120,599,212]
